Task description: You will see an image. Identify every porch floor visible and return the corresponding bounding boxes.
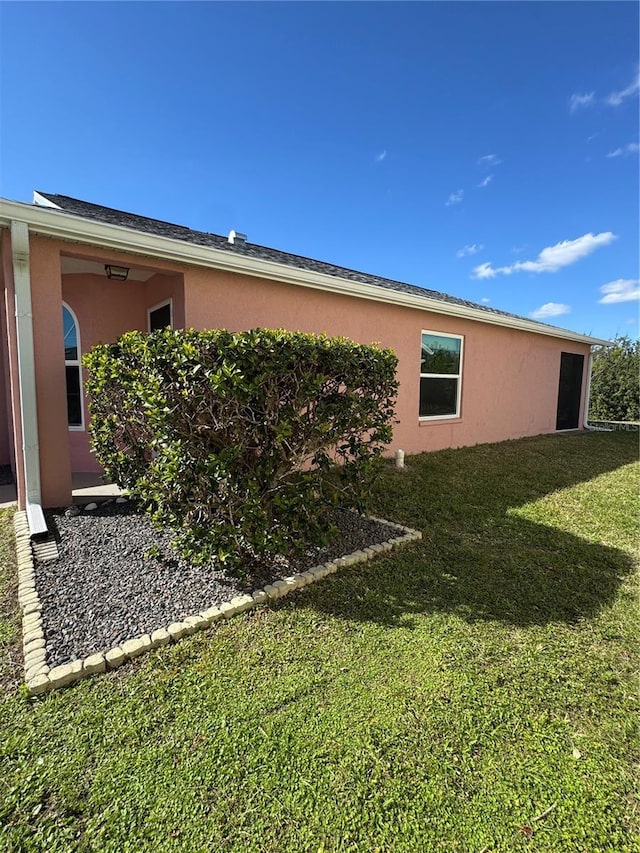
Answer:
[71,473,122,505]
[0,475,123,511]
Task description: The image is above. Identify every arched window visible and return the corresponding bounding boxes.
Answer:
[63,304,83,428]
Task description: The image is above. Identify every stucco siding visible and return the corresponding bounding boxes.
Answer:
[62,269,185,473]
[29,237,73,507]
[19,233,591,507]
[183,266,590,454]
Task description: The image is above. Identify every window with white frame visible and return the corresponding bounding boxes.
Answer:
[419,331,463,419]
[63,304,83,428]
[148,299,173,332]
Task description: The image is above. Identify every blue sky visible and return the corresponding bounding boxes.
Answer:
[1,1,638,340]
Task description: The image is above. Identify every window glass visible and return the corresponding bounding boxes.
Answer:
[419,377,458,418]
[63,306,78,361]
[65,365,82,426]
[419,332,462,419]
[420,334,460,375]
[63,305,82,428]
[149,302,172,332]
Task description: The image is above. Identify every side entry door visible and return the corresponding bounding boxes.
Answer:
[556,352,584,431]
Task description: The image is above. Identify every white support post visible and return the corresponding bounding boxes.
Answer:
[11,220,47,536]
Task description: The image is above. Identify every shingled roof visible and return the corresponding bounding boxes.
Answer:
[35,191,533,325]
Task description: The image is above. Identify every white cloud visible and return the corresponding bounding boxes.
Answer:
[478,174,494,188]
[456,243,484,258]
[598,279,640,303]
[375,150,387,162]
[516,232,616,272]
[570,69,639,112]
[481,297,490,304]
[605,69,640,106]
[569,92,595,112]
[530,302,571,320]
[471,232,616,279]
[445,189,464,207]
[606,142,639,158]
[472,263,497,279]
[478,154,501,166]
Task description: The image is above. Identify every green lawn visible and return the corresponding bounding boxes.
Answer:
[1,432,638,852]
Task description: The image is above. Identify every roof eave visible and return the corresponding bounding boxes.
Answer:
[0,197,610,347]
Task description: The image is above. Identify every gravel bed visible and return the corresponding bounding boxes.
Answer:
[35,501,398,668]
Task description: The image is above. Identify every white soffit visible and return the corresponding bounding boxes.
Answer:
[60,256,156,281]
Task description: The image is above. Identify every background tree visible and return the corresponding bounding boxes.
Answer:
[589,335,639,422]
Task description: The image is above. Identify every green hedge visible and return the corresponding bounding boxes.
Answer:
[83,328,398,570]
[589,336,639,423]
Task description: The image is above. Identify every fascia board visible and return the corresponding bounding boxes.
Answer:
[0,198,610,347]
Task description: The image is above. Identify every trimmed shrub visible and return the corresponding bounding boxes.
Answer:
[83,328,398,569]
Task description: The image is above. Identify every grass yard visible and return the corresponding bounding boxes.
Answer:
[0,431,638,852]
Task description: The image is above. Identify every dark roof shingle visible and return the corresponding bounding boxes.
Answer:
[35,192,534,326]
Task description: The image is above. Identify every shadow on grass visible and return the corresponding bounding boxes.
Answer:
[305,432,638,628]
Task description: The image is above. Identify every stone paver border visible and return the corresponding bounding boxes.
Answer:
[14,510,422,695]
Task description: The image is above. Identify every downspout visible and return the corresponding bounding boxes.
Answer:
[10,221,48,535]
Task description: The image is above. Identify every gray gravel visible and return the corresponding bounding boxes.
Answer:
[35,501,399,668]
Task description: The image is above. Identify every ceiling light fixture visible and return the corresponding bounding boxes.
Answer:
[105,264,129,281]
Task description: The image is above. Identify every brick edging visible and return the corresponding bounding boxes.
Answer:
[15,512,50,688]
[16,511,422,695]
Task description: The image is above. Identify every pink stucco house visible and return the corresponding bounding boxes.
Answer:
[0,191,607,536]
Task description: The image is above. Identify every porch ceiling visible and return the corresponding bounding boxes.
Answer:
[60,256,156,281]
